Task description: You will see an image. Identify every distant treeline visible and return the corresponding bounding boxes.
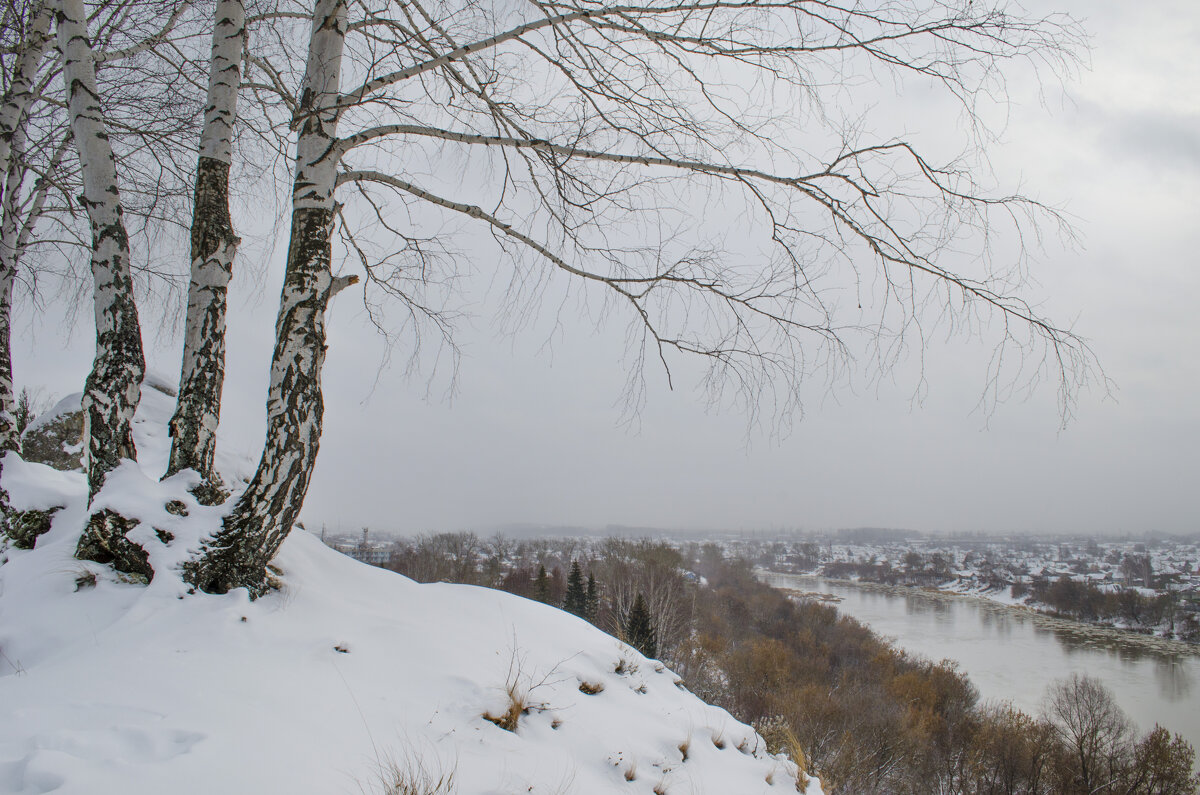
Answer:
[1029,576,1191,636]
[382,535,1199,794]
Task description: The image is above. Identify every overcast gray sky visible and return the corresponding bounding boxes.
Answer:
[17,0,1200,537]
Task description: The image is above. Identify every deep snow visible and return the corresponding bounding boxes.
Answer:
[0,380,818,794]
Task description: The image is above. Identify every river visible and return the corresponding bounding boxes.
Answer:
[764,573,1200,750]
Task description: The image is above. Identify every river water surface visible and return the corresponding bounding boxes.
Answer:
[765,573,1200,750]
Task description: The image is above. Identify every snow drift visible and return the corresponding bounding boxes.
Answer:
[0,379,818,794]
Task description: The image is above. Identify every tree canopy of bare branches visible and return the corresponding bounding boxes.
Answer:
[180,0,1100,594]
[2,0,1101,595]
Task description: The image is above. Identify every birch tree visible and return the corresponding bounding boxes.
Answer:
[57,0,155,580]
[0,0,204,560]
[0,0,58,527]
[0,0,55,457]
[184,0,1095,595]
[165,0,246,499]
[185,0,352,593]
[0,0,202,468]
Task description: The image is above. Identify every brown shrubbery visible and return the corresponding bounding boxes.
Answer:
[383,536,1198,794]
[680,551,1198,794]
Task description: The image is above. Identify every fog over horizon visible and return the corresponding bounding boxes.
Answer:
[323,522,1200,544]
[17,0,1199,539]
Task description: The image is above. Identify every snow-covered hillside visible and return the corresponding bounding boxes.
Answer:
[0,382,818,794]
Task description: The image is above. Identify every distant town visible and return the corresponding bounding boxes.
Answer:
[314,525,1200,644]
[739,529,1200,642]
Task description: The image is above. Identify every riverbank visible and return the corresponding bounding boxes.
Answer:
[761,570,1200,754]
[764,571,1200,658]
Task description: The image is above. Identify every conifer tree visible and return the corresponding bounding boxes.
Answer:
[585,573,599,623]
[534,564,549,604]
[564,560,586,616]
[626,592,657,659]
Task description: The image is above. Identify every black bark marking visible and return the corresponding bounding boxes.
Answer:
[167,156,237,498]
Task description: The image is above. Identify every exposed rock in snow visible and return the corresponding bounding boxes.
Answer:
[20,393,84,472]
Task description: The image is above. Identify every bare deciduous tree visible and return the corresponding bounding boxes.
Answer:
[185,0,353,592]
[0,0,55,456]
[55,0,217,575]
[0,0,59,525]
[1,0,203,474]
[1047,674,1134,794]
[64,0,1092,594]
[57,0,147,500]
[594,538,693,658]
[165,0,246,498]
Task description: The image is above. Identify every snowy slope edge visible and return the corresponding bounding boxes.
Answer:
[0,380,821,794]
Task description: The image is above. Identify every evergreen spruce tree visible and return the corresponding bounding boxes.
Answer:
[12,388,34,441]
[585,573,599,622]
[564,560,586,616]
[626,592,657,659]
[534,564,550,603]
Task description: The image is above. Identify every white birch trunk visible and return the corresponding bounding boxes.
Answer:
[0,134,65,543]
[0,126,28,463]
[0,141,20,531]
[186,0,348,595]
[0,137,67,449]
[0,0,53,185]
[0,0,54,456]
[166,0,245,497]
[57,0,146,499]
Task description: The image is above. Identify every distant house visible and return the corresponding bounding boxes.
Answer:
[353,544,392,566]
[327,528,393,566]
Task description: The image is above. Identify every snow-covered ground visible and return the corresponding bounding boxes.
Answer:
[0,381,818,794]
[939,579,1031,607]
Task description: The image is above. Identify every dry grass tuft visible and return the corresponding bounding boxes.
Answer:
[483,677,531,732]
[780,727,813,792]
[578,681,605,695]
[482,648,558,733]
[369,751,457,795]
[678,735,691,762]
[753,717,815,791]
